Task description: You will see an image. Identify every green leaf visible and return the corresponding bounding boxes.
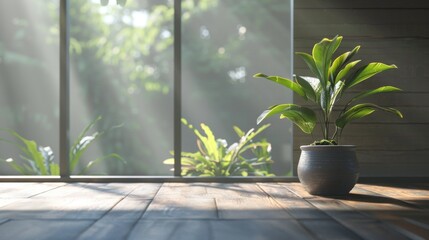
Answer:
[180,158,197,166]
[346,63,397,89]
[191,128,207,151]
[70,132,101,172]
[336,60,361,83]
[163,158,175,165]
[235,124,270,156]
[350,86,402,103]
[180,151,200,158]
[68,116,124,174]
[296,52,322,80]
[253,73,306,98]
[328,81,345,114]
[336,103,403,129]
[70,116,102,171]
[312,35,343,85]
[295,75,317,102]
[320,89,329,112]
[329,46,360,82]
[233,126,245,138]
[257,104,316,134]
[11,132,47,175]
[239,142,271,155]
[251,124,271,138]
[200,123,219,160]
[50,163,60,175]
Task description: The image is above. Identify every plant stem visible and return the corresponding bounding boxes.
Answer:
[334,100,353,142]
[317,111,324,137]
[331,127,339,142]
[323,112,329,140]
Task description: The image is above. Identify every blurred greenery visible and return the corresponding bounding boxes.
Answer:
[0,117,125,175]
[164,118,274,176]
[0,0,293,175]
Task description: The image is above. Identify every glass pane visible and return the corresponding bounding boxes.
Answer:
[70,0,174,175]
[181,0,293,177]
[0,1,60,176]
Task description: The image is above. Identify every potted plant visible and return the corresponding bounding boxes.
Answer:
[254,35,403,195]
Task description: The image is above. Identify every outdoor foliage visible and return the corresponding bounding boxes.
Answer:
[0,0,293,174]
[255,35,403,145]
[0,117,125,175]
[164,118,274,176]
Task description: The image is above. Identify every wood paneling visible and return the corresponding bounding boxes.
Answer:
[295,0,429,9]
[296,10,429,26]
[293,0,429,177]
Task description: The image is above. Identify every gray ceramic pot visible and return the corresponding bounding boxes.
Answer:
[298,145,359,196]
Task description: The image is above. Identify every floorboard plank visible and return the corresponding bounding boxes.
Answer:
[155,183,207,197]
[0,183,65,198]
[0,198,24,208]
[33,183,136,199]
[211,220,316,240]
[308,199,411,239]
[30,183,93,198]
[300,219,363,240]
[281,182,317,199]
[127,183,162,199]
[0,219,93,240]
[216,198,292,219]
[275,198,331,219]
[336,190,417,221]
[78,220,136,240]
[343,219,413,240]
[258,183,330,219]
[77,197,152,239]
[100,197,151,221]
[206,183,268,198]
[358,184,429,209]
[386,219,429,240]
[128,220,212,240]
[142,197,217,219]
[257,183,300,199]
[0,197,122,220]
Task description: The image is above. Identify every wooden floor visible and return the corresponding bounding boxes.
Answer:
[0,182,428,240]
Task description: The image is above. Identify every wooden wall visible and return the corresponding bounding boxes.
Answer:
[293,0,429,176]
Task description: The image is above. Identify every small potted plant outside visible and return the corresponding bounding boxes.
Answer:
[254,35,403,195]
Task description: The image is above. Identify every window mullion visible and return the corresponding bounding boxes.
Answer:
[174,0,182,177]
[60,0,70,179]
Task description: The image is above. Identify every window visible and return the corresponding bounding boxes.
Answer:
[0,0,293,179]
[182,0,293,177]
[69,0,174,176]
[0,1,60,175]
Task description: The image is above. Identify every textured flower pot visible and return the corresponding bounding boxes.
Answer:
[298,145,359,196]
